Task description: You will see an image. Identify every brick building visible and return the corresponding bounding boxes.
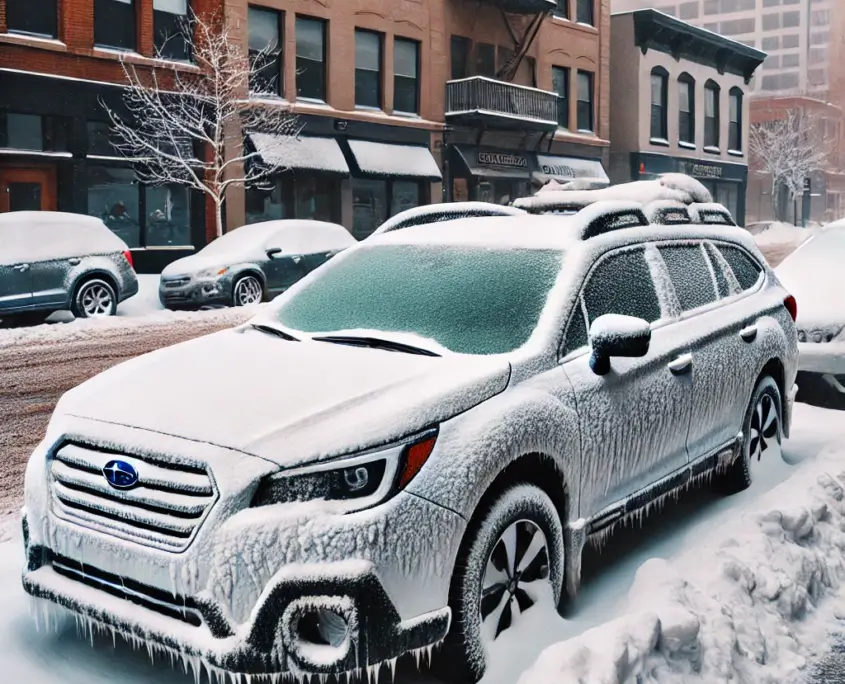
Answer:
[0,0,220,272]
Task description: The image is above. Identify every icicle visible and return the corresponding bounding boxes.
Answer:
[387,657,398,682]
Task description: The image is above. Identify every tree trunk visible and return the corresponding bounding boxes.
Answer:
[215,200,224,238]
[771,178,781,222]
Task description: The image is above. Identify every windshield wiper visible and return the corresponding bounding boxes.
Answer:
[312,335,440,357]
[250,323,300,342]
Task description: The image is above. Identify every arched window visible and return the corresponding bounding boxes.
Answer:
[704,80,721,149]
[650,67,669,141]
[729,87,744,152]
[678,73,696,145]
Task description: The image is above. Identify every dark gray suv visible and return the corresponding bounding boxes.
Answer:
[0,211,138,325]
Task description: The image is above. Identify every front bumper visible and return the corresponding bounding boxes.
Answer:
[23,531,450,675]
[159,277,232,309]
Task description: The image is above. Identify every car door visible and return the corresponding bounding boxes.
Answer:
[0,222,34,311]
[562,246,695,517]
[262,229,307,296]
[28,223,74,308]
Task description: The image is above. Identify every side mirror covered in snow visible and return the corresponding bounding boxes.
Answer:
[266,247,283,258]
[589,314,651,376]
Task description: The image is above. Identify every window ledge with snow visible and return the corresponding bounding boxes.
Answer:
[0,32,66,51]
[247,95,291,109]
[649,137,670,147]
[678,140,696,150]
[553,129,609,146]
[0,148,72,158]
[703,145,721,155]
[728,149,744,157]
[392,110,421,119]
[91,47,200,71]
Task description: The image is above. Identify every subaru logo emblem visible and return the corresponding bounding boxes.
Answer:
[102,460,139,489]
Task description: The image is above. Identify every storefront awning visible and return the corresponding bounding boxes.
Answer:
[452,146,532,181]
[249,133,350,176]
[347,140,442,181]
[534,154,609,185]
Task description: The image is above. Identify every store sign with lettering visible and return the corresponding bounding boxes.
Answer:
[678,161,723,179]
[477,152,528,168]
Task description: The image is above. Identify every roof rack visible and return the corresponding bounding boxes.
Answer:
[688,203,736,226]
[575,201,650,239]
[643,200,692,226]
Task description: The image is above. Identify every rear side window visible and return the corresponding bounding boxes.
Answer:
[583,249,661,325]
[718,244,763,291]
[562,300,588,356]
[658,244,718,312]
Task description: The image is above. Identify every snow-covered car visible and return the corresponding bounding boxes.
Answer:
[368,201,526,237]
[774,221,845,408]
[0,211,138,325]
[22,200,799,683]
[159,219,356,309]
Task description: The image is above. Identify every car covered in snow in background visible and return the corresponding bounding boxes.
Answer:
[775,220,845,409]
[158,219,356,309]
[22,199,798,683]
[368,202,526,237]
[0,211,138,326]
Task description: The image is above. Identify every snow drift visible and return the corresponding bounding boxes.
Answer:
[519,451,845,684]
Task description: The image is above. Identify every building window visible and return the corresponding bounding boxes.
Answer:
[296,16,327,101]
[5,0,57,38]
[87,121,119,156]
[552,66,569,129]
[729,88,743,151]
[554,0,568,19]
[678,74,695,145]
[0,112,43,151]
[249,6,283,96]
[704,81,720,148]
[145,184,192,247]
[352,178,424,240]
[577,70,594,132]
[394,38,420,114]
[245,175,341,225]
[476,43,496,78]
[94,0,137,51]
[450,36,471,80]
[576,0,594,26]
[154,0,191,61]
[650,68,668,141]
[355,29,383,109]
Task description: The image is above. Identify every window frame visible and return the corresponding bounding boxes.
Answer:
[295,15,328,102]
[5,0,58,38]
[450,35,471,81]
[354,28,384,110]
[704,80,721,149]
[94,0,138,51]
[728,87,743,152]
[554,0,569,20]
[576,70,594,133]
[153,0,192,62]
[552,66,570,129]
[678,73,696,146]
[576,0,595,26]
[393,37,420,115]
[248,5,284,97]
[650,67,669,142]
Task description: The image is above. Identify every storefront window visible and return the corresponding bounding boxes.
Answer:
[295,176,338,223]
[391,181,421,216]
[87,166,141,247]
[245,183,288,224]
[475,179,530,205]
[246,175,339,225]
[145,184,191,246]
[352,178,388,240]
[1,113,43,151]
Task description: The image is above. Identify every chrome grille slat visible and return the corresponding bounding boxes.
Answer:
[49,442,217,552]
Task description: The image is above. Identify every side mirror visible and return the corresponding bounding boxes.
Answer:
[588,314,651,376]
[266,247,282,258]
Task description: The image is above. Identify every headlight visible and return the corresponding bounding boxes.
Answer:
[251,428,438,511]
[197,266,229,279]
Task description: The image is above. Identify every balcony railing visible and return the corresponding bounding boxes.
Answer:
[446,76,560,131]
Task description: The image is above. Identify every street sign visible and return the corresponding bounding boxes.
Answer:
[803,177,811,192]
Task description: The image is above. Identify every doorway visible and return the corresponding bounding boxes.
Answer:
[0,167,57,213]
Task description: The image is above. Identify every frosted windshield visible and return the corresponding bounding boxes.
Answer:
[276,245,564,355]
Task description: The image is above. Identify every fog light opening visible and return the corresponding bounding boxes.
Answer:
[297,608,349,649]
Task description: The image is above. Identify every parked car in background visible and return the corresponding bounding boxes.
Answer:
[775,220,845,409]
[368,202,526,237]
[0,211,137,326]
[23,200,798,683]
[159,220,357,309]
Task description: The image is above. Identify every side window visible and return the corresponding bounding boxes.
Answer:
[583,249,662,325]
[718,244,763,291]
[658,244,719,312]
[562,298,588,356]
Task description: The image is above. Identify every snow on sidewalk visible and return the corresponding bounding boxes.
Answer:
[518,435,845,684]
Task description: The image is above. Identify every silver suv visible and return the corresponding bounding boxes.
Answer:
[22,201,798,683]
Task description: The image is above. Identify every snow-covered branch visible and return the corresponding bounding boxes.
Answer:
[101,10,301,237]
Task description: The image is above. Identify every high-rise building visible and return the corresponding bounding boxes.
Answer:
[612,0,834,97]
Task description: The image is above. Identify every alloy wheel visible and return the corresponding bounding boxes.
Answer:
[480,520,550,645]
[747,391,781,476]
[80,283,114,317]
[234,276,262,306]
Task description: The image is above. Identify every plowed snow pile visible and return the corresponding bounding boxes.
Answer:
[520,450,845,684]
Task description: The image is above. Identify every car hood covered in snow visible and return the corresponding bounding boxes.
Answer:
[55,328,511,467]
[161,253,248,277]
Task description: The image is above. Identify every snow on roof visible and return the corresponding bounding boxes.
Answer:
[514,174,713,213]
[249,133,350,175]
[370,202,526,236]
[0,211,128,266]
[347,140,442,181]
[197,219,355,260]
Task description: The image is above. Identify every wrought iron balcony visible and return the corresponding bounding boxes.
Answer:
[482,0,557,13]
[445,77,561,132]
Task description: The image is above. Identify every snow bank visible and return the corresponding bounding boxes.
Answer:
[519,451,845,684]
[752,222,815,247]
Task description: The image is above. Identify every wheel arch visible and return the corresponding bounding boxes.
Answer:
[69,269,119,305]
[758,356,788,436]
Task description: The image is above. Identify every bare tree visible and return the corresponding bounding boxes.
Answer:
[749,110,829,223]
[102,11,299,238]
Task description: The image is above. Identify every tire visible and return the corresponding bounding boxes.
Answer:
[719,375,783,494]
[71,278,117,318]
[232,274,263,307]
[436,483,564,683]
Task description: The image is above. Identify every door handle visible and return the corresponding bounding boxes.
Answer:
[68,257,81,266]
[740,324,758,342]
[13,263,29,272]
[668,353,693,375]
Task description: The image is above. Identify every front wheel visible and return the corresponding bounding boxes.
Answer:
[71,279,117,318]
[232,275,263,307]
[720,375,783,494]
[437,484,564,683]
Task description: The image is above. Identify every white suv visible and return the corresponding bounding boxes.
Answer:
[22,200,798,683]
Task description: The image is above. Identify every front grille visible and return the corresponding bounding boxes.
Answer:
[163,277,191,288]
[49,442,217,552]
[51,554,202,626]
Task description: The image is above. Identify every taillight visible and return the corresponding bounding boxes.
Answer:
[123,250,134,269]
[784,294,797,322]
